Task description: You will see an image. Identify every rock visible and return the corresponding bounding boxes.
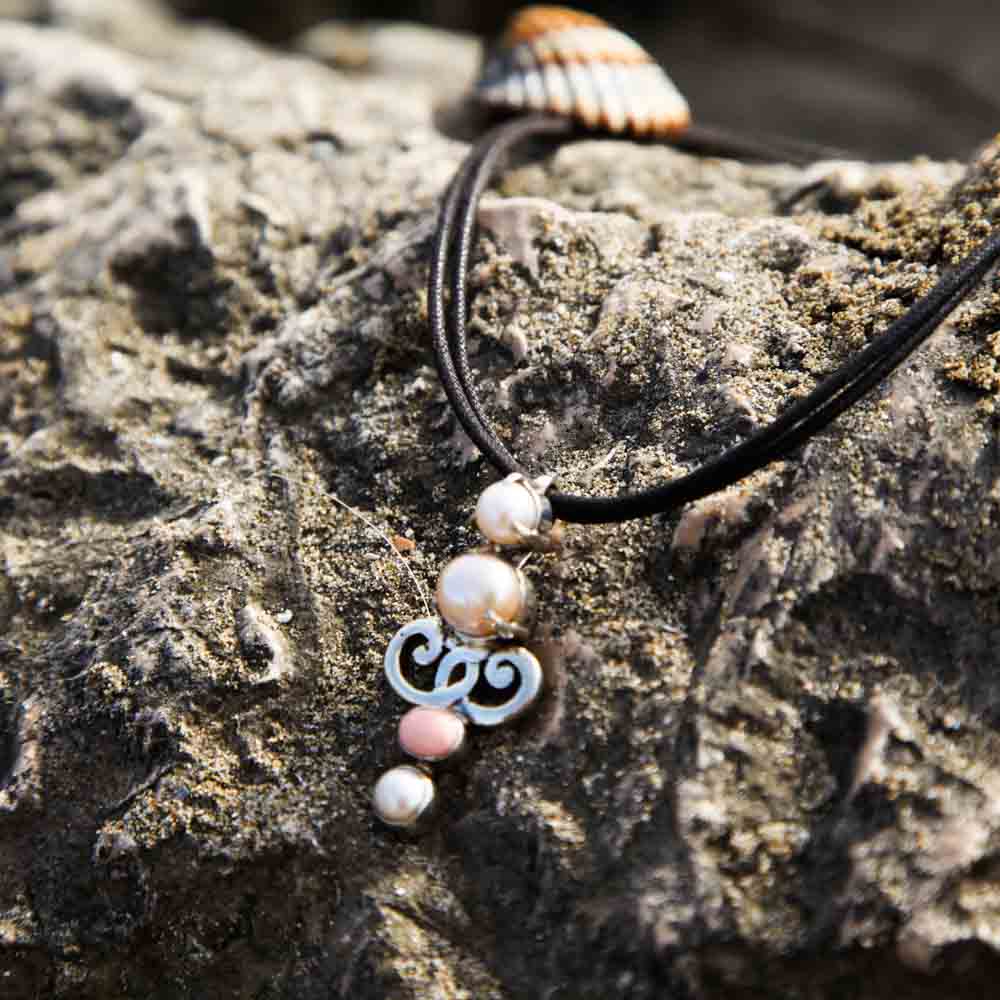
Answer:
[2,2,1000,998]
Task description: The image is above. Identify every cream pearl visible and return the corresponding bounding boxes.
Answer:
[372,765,435,829]
[435,552,526,638]
[475,478,541,545]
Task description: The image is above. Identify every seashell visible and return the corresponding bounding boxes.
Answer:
[474,6,690,138]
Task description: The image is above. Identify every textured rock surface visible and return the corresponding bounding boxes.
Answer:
[2,3,1000,998]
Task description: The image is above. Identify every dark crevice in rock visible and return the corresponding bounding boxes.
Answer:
[697,939,1000,999]
[0,322,61,378]
[164,354,240,390]
[800,697,869,800]
[794,572,976,696]
[0,166,55,223]
[794,783,898,947]
[110,217,233,338]
[57,81,143,138]
[0,466,173,524]
[0,693,17,790]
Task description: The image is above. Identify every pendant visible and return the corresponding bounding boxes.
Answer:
[372,474,554,832]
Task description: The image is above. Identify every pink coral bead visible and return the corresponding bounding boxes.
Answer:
[398,707,466,762]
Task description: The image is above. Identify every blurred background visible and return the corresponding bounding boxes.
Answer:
[161,0,999,162]
[0,0,992,162]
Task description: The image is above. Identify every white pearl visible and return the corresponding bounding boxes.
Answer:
[475,478,540,545]
[435,552,525,637]
[372,765,435,828]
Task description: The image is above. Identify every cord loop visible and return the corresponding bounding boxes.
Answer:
[430,113,1000,524]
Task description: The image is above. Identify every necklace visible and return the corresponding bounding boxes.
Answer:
[372,6,1000,831]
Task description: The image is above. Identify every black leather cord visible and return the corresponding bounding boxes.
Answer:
[672,123,850,165]
[430,113,1000,524]
[430,114,573,474]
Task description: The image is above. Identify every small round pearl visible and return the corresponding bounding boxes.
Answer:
[399,706,466,762]
[435,552,526,638]
[475,478,540,545]
[372,765,435,829]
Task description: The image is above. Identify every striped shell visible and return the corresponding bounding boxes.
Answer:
[475,6,690,138]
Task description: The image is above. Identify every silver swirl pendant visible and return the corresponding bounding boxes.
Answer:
[384,617,543,727]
